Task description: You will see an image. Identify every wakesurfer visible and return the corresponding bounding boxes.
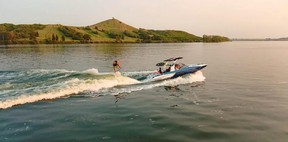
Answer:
[113,60,121,72]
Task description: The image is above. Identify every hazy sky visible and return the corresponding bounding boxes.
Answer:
[1,0,288,38]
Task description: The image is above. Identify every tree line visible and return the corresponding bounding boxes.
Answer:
[202,35,230,42]
[0,24,44,44]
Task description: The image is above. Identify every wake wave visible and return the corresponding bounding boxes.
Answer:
[0,68,205,109]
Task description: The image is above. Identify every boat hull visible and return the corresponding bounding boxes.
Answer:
[152,64,207,81]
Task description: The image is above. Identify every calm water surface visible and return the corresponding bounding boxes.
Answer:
[0,42,288,142]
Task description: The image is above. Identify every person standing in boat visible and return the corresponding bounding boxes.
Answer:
[158,67,163,74]
[113,60,121,72]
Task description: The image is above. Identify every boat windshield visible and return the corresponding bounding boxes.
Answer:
[177,63,187,68]
[174,63,187,70]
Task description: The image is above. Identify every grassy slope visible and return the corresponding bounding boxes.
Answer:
[91,18,137,34]
[0,18,202,44]
[90,18,139,42]
[149,30,202,42]
[38,25,68,41]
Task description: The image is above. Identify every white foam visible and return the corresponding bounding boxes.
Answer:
[159,71,206,86]
[0,83,13,90]
[114,72,140,85]
[0,73,139,109]
[123,70,156,76]
[108,71,206,96]
[82,68,99,75]
[0,71,204,109]
[29,69,75,74]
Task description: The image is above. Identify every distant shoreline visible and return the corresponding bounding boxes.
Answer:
[0,18,230,45]
[2,40,288,48]
[232,38,288,41]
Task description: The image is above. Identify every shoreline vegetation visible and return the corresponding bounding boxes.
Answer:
[0,18,230,45]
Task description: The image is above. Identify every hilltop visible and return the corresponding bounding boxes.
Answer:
[0,18,228,44]
[91,18,137,34]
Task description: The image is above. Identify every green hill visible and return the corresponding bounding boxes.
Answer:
[143,30,202,42]
[0,18,210,44]
[91,18,137,34]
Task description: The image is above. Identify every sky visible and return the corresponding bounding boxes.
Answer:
[0,0,288,38]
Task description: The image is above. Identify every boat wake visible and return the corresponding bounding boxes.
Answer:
[0,68,205,109]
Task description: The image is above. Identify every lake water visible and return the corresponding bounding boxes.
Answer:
[1,42,288,142]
